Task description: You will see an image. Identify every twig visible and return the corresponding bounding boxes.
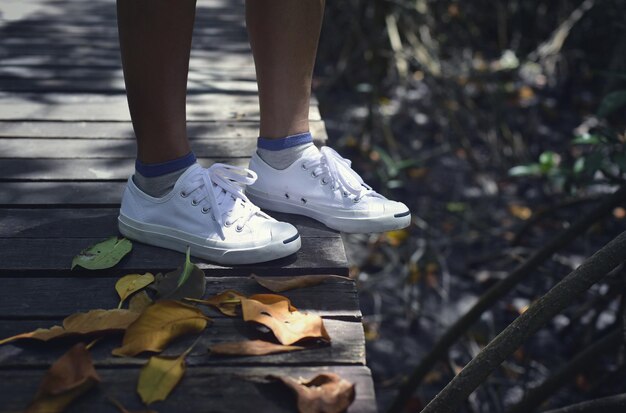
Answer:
[421,230,626,413]
[542,393,626,413]
[387,185,626,413]
[506,328,622,413]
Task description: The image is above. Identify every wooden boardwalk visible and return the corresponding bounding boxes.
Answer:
[0,0,376,411]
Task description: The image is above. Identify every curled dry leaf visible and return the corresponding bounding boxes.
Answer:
[128,290,153,313]
[71,237,132,270]
[0,309,140,346]
[116,273,155,308]
[251,274,347,293]
[137,352,188,405]
[186,290,246,316]
[242,294,329,345]
[153,249,206,301]
[268,373,356,413]
[26,343,100,413]
[209,339,306,356]
[112,300,210,357]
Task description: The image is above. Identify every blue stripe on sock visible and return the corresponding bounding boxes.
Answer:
[135,152,197,177]
[257,132,313,151]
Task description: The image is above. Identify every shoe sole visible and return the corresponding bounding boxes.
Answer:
[245,188,411,233]
[118,214,301,265]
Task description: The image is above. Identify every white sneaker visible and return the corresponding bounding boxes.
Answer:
[118,163,301,265]
[246,146,411,233]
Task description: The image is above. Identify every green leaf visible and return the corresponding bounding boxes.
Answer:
[508,164,542,177]
[573,157,585,174]
[572,134,603,145]
[152,249,206,301]
[539,151,559,173]
[71,237,132,270]
[597,90,626,118]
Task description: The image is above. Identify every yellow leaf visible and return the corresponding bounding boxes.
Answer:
[508,204,532,220]
[241,295,329,345]
[268,373,355,413]
[112,300,210,357]
[185,290,246,316]
[209,340,306,356]
[115,273,155,308]
[0,309,139,346]
[137,353,187,405]
[250,274,347,293]
[128,291,153,313]
[26,343,100,413]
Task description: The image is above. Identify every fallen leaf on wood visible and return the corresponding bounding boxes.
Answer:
[186,290,246,316]
[137,353,188,405]
[268,373,355,413]
[153,249,206,301]
[26,343,100,413]
[251,274,347,293]
[116,273,155,308]
[112,300,210,357]
[129,291,153,313]
[242,294,329,345]
[0,309,140,345]
[71,237,132,270]
[209,340,306,356]
[108,395,157,413]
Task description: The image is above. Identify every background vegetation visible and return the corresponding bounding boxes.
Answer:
[315,0,626,411]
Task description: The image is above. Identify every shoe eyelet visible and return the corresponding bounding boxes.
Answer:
[224,221,232,227]
[343,191,349,198]
[353,197,361,203]
[235,225,244,232]
[301,198,307,204]
[311,171,318,178]
[202,207,210,214]
[284,193,290,199]
[301,163,308,170]
[180,191,189,198]
[191,199,199,206]
[321,178,328,186]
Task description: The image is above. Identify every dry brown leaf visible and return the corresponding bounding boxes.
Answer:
[209,339,306,356]
[116,273,155,308]
[241,295,329,345]
[129,290,153,313]
[0,309,140,346]
[26,343,101,413]
[269,373,355,413]
[251,274,347,293]
[185,290,246,316]
[112,300,210,357]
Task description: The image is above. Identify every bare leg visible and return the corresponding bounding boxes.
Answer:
[117,0,196,163]
[246,0,325,139]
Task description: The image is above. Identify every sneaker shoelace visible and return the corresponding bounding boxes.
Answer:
[302,146,382,202]
[181,163,261,239]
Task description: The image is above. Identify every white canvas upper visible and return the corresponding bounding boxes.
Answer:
[118,163,301,264]
[246,146,411,233]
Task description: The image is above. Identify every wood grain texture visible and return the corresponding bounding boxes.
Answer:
[0,276,359,318]
[0,366,377,413]
[0,318,365,367]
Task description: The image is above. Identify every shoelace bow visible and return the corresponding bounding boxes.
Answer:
[303,147,380,202]
[181,163,260,240]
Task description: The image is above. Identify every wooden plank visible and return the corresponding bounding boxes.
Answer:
[0,209,339,239]
[0,237,348,276]
[0,158,248,181]
[0,92,321,121]
[0,276,358,318]
[0,120,328,140]
[0,318,365,367]
[0,138,258,158]
[0,366,377,413]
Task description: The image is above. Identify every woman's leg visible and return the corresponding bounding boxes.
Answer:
[117,0,196,163]
[245,0,325,139]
